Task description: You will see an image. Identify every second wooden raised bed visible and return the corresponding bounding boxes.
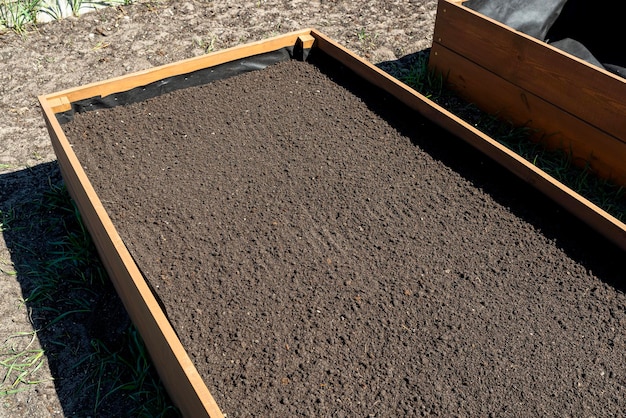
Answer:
[429,0,626,188]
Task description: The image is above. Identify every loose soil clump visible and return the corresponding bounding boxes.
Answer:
[63,55,625,416]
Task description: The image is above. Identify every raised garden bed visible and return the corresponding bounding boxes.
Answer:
[429,0,626,188]
[39,29,626,416]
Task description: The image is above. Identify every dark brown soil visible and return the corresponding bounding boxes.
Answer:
[1,1,438,415]
[63,54,626,416]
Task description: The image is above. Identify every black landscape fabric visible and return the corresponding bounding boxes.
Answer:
[464,0,626,78]
[56,46,311,124]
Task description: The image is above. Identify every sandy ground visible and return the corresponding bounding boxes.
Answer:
[0,1,437,416]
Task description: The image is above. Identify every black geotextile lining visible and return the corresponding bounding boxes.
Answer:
[57,45,311,124]
[464,0,626,78]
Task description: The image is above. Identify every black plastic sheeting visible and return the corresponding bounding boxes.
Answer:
[57,45,311,124]
[464,0,626,78]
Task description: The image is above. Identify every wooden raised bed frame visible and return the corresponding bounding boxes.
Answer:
[429,0,626,188]
[39,28,626,417]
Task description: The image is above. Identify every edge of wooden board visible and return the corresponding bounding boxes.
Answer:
[429,42,626,186]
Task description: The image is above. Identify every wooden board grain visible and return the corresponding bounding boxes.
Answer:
[432,0,626,145]
[430,42,626,186]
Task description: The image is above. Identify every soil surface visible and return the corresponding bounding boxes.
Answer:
[1,0,625,416]
[1,1,437,416]
[64,53,626,416]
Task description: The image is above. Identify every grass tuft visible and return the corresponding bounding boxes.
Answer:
[1,177,179,415]
[78,327,180,417]
[0,331,47,396]
[393,51,443,99]
[0,0,41,34]
[1,0,136,33]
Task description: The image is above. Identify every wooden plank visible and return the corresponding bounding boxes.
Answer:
[429,42,626,187]
[297,34,316,49]
[312,29,626,251]
[433,0,626,144]
[43,28,315,111]
[48,96,70,113]
[39,100,224,417]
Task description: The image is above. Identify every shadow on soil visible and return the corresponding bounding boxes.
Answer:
[413,123,626,289]
[390,53,623,287]
[0,162,177,417]
[345,50,625,290]
[381,52,624,287]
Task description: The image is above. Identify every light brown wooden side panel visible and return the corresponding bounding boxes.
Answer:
[40,104,223,418]
[433,0,626,143]
[429,42,626,187]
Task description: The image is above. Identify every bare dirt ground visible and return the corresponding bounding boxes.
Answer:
[1,1,438,416]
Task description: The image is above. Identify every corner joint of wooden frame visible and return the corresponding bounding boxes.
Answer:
[48,95,72,113]
[297,34,316,50]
